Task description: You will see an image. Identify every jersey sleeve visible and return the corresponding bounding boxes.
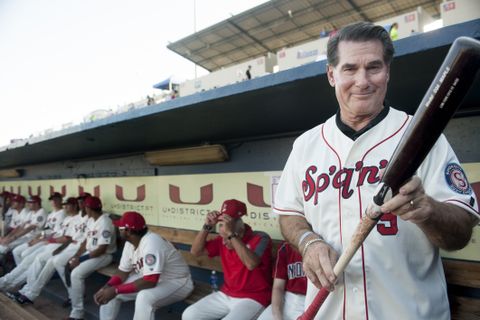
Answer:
[273,138,306,217]
[96,218,114,245]
[273,243,288,280]
[249,231,272,258]
[205,236,222,258]
[29,210,47,229]
[118,242,134,273]
[141,239,164,276]
[418,134,479,219]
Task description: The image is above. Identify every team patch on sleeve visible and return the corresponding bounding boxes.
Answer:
[444,163,472,195]
[37,216,44,222]
[145,254,156,266]
[102,230,111,238]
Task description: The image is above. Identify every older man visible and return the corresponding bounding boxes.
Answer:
[274,22,479,320]
[183,199,273,320]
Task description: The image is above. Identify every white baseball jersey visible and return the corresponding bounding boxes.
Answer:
[9,208,29,229]
[45,209,66,237]
[65,213,89,243]
[118,231,190,281]
[274,107,479,320]
[23,208,47,233]
[86,214,116,254]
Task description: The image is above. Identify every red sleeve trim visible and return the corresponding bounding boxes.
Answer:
[143,273,160,283]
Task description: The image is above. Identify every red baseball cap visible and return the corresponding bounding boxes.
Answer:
[27,195,42,204]
[62,197,78,206]
[220,199,247,219]
[84,196,102,210]
[77,192,92,200]
[12,194,26,204]
[114,211,146,231]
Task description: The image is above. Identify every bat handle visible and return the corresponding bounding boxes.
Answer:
[297,288,330,320]
[296,212,381,320]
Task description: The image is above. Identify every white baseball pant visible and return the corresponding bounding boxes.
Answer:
[0,235,33,255]
[100,273,194,320]
[256,291,305,320]
[182,291,265,320]
[12,241,45,265]
[19,243,80,301]
[0,242,60,290]
[66,254,113,319]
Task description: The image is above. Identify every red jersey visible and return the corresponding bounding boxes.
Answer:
[274,242,306,295]
[205,224,273,306]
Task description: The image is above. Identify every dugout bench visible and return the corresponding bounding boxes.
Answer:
[97,225,480,319]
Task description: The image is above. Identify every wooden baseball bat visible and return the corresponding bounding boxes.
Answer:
[298,36,480,320]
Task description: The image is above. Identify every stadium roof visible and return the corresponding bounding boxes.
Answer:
[167,0,441,71]
[0,19,478,170]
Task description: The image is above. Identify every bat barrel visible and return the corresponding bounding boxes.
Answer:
[377,37,480,204]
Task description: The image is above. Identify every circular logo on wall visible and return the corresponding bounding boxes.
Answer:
[444,163,472,195]
[145,254,156,266]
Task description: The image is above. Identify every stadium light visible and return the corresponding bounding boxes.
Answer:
[144,144,228,166]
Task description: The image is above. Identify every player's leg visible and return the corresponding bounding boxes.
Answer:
[282,291,305,320]
[12,242,29,264]
[0,246,42,290]
[19,241,45,262]
[256,305,273,320]
[99,274,140,320]
[182,291,230,320]
[69,254,112,319]
[223,297,264,320]
[133,276,194,320]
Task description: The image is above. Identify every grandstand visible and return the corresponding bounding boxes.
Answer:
[0,0,479,319]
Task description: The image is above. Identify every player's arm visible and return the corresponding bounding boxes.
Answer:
[381,176,477,250]
[8,224,36,241]
[229,233,263,270]
[191,211,220,257]
[88,243,108,258]
[279,215,338,291]
[95,272,160,305]
[271,278,287,320]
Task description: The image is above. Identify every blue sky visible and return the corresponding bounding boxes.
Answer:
[0,0,267,147]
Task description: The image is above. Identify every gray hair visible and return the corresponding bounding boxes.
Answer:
[327,21,394,67]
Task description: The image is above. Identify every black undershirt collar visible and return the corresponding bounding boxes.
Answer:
[336,106,390,141]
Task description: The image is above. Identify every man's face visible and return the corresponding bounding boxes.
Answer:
[327,40,390,120]
[218,221,234,249]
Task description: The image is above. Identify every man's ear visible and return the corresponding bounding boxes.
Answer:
[327,64,335,87]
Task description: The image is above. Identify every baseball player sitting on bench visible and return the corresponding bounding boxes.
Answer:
[183,199,273,320]
[257,242,307,320]
[0,195,72,295]
[63,196,116,320]
[11,192,65,265]
[0,196,47,259]
[94,211,194,320]
[274,22,479,319]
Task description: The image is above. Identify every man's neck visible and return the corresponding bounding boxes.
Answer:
[340,107,383,131]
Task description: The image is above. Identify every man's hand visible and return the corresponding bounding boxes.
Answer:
[69,256,80,270]
[302,240,338,291]
[94,286,116,305]
[381,175,476,250]
[381,176,432,224]
[205,211,220,227]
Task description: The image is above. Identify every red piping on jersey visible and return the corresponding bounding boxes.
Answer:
[356,112,409,320]
[444,199,479,215]
[358,186,369,320]
[273,206,305,216]
[321,123,346,319]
